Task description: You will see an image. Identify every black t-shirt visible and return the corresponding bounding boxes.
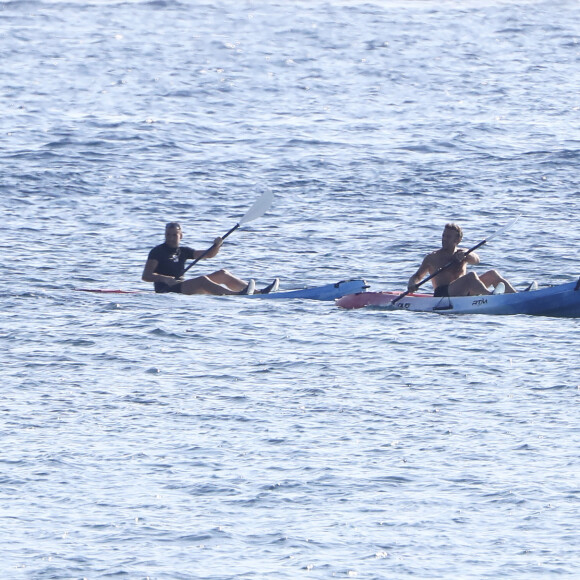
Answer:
[148,243,196,291]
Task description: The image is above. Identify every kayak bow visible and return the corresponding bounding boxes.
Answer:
[248,279,368,300]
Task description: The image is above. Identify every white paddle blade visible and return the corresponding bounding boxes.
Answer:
[485,214,521,243]
[239,187,274,225]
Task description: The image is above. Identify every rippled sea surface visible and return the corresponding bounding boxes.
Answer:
[2,0,579,578]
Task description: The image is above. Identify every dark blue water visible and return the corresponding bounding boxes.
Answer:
[1,1,579,578]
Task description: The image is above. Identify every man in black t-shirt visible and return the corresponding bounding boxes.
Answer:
[142,222,258,295]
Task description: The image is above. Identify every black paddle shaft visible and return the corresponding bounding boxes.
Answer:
[175,187,274,279]
[179,223,240,278]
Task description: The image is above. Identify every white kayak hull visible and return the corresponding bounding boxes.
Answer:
[336,278,580,317]
[249,279,368,300]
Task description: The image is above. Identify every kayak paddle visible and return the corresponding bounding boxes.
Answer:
[180,187,274,277]
[392,215,521,304]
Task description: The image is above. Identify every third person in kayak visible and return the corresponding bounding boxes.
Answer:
[407,223,516,297]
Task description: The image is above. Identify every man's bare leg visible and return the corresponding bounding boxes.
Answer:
[448,271,491,296]
[480,270,517,293]
[207,269,248,292]
[180,275,239,295]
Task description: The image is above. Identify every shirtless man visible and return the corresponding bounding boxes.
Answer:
[407,223,516,297]
[142,222,278,295]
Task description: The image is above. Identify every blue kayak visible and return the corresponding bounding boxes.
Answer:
[337,278,580,317]
[75,279,369,300]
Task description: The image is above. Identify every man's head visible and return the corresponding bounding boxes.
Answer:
[442,223,463,248]
[165,222,183,248]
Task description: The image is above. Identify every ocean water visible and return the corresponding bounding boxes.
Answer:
[1,0,579,578]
